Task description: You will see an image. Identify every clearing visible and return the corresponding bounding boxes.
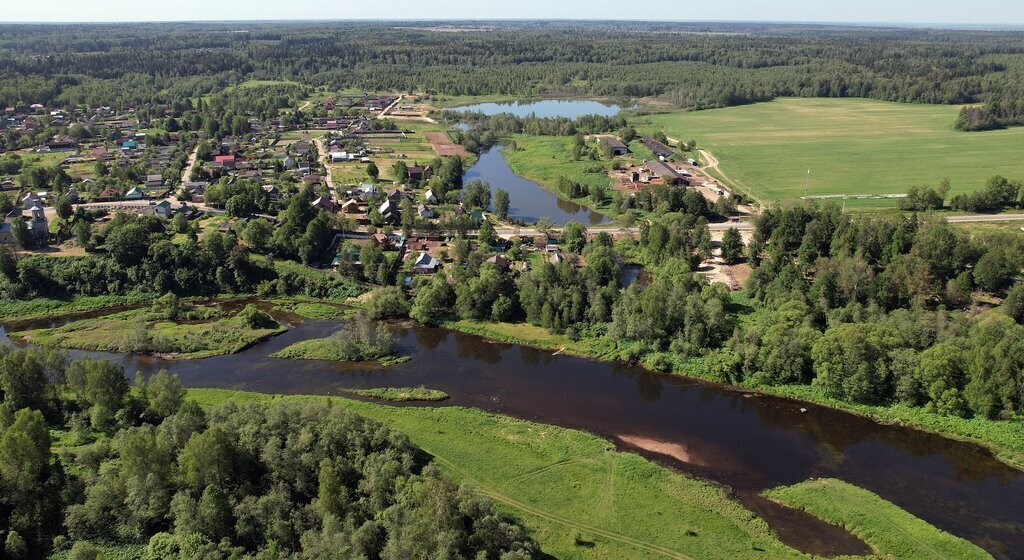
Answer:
[643,98,1024,208]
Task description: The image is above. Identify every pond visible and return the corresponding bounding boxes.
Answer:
[2,312,1022,559]
[463,146,612,226]
[450,99,626,119]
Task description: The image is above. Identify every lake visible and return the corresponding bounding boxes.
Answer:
[2,310,1022,559]
[451,99,626,119]
[463,146,612,226]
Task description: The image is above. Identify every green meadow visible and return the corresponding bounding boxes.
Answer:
[764,479,992,560]
[643,98,1024,208]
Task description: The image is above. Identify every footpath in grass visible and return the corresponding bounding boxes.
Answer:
[764,479,992,560]
[187,388,802,560]
[642,98,1024,207]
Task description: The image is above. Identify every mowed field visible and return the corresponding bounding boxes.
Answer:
[644,98,1024,208]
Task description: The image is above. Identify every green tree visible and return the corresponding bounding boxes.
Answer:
[391,160,408,183]
[562,221,586,253]
[367,161,379,180]
[179,426,238,491]
[68,358,129,430]
[720,227,744,264]
[410,277,455,326]
[11,217,30,249]
[493,188,510,220]
[146,370,186,419]
[477,219,496,247]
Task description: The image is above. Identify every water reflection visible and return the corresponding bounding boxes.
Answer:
[450,99,625,119]
[463,147,611,226]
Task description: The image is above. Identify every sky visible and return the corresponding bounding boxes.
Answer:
[5,0,1024,25]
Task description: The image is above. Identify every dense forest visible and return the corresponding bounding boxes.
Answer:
[0,348,540,559]
[1,22,1023,128]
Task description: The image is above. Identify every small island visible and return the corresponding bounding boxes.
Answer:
[346,387,449,402]
[11,299,286,359]
[271,313,409,366]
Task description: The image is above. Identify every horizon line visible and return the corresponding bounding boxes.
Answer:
[0,18,1022,29]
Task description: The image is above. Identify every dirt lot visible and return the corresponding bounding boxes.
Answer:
[425,131,468,157]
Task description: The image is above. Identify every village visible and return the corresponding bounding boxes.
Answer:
[1,91,751,289]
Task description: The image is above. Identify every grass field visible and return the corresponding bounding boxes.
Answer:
[502,135,618,215]
[642,98,1024,208]
[764,479,991,560]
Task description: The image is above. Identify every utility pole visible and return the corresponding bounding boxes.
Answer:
[804,169,810,198]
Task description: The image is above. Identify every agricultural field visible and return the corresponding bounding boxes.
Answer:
[642,98,1024,208]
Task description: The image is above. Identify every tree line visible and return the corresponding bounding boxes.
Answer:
[0,347,540,558]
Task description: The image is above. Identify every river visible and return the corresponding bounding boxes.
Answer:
[2,311,1022,558]
[463,146,612,226]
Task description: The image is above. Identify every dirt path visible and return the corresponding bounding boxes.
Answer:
[311,137,336,192]
[179,145,199,185]
[697,148,762,207]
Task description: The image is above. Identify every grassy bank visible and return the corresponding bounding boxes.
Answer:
[11,307,286,359]
[764,479,991,560]
[187,388,802,560]
[641,98,1024,208]
[347,386,449,402]
[502,135,618,217]
[0,293,157,322]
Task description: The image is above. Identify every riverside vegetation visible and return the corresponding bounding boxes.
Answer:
[0,349,540,559]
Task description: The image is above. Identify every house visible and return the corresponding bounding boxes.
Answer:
[154,200,173,218]
[282,156,297,170]
[121,139,137,150]
[424,189,438,204]
[124,186,146,200]
[183,182,208,203]
[378,199,399,223]
[644,160,689,186]
[302,174,323,186]
[65,187,80,202]
[485,254,512,270]
[145,174,165,187]
[417,204,436,219]
[412,252,440,274]
[98,187,121,201]
[640,137,674,159]
[46,135,79,152]
[21,192,43,209]
[312,196,338,213]
[214,155,237,169]
[90,146,109,160]
[385,189,406,204]
[601,137,629,156]
[261,185,281,199]
[407,165,431,183]
[340,199,362,214]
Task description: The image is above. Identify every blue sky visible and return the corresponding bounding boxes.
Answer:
[6,0,1024,25]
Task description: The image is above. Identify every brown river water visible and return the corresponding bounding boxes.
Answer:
[2,310,1022,558]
